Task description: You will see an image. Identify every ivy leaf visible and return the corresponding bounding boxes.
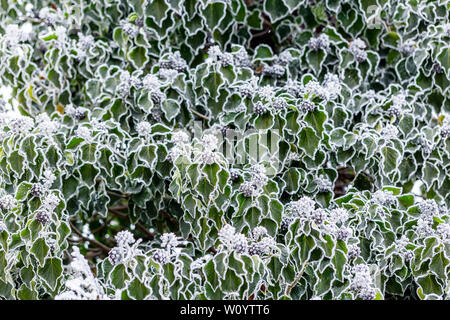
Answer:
[39,258,63,291]
[298,127,320,157]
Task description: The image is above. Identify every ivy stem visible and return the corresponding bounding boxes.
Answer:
[285,262,308,296]
[189,108,209,120]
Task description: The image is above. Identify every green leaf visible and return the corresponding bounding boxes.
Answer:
[306,50,326,75]
[128,46,148,69]
[298,127,320,157]
[145,0,169,27]
[264,0,289,22]
[127,277,151,299]
[15,182,31,201]
[202,2,226,31]
[222,268,242,292]
[416,274,443,297]
[39,258,62,291]
[109,264,130,289]
[381,146,400,175]
[304,109,327,136]
[31,238,50,267]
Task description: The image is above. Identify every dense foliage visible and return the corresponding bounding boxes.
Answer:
[0,0,449,300]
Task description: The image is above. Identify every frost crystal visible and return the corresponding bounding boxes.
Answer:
[142,74,161,91]
[350,39,367,63]
[42,194,60,211]
[36,113,58,135]
[232,233,248,254]
[136,121,152,138]
[161,232,179,250]
[115,230,135,246]
[252,226,268,240]
[56,247,107,300]
[219,224,236,248]
[329,208,349,225]
[288,196,316,218]
[350,264,376,300]
[315,175,333,192]
[262,64,285,78]
[202,134,219,151]
[76,126,91,140]
[234,47,251,68]
[399,40,415,56]
[372,190,396,206]
[161,51,187,72]
[418,199,439,218]
[308,34,329,51]
[0,195,16,211]
[239,181,257,197]
[348,244,361,259]
[120,20,139,38]
[78,33,95,50]
[171,131,190,145]
[9,116,34,134]
[277,51,294,65]
[436,223,450,244]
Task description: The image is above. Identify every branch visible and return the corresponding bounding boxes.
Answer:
[69,222,111,253]
[109,208,155,240]
[107,191,130,198]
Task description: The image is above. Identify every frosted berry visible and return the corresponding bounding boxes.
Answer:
[254,102,267,115]
[36,209,51,224]
[300,100,315,113]
[30,183,46,198]
[108,247,122,265]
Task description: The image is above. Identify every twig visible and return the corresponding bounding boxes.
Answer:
[91,216,114,234]
[109,208,155,240]
[189,108,209,121]
[285,262,308,296]
[69,222,111,253]
[107,191,130,198]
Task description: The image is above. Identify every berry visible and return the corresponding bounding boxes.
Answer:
[73,108,86,120]
[151,106,162,122]
[348,244,360,259]
[248,242,264,256]
[239,181,257,197]
[272,97,287,110]
[115,230,135,246]
[152,248,170,265]
[36,209,51,224]
[441,126,450,138]
[0,195,16,211]
[30,183,46,198]
[311,208,326,224]
[151,91,164,104]
[262,64,285,78]
[281,216,294,230]
[336,226,352,241]
[353,49,367,63]
[386,106,401,117]
[240,84,253,99]
[229,169,240,182]
[254,102,267,115]
[300,100,315,113]
[359,287,376,300]
[108,247,122,265]
[232,234,248,254]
